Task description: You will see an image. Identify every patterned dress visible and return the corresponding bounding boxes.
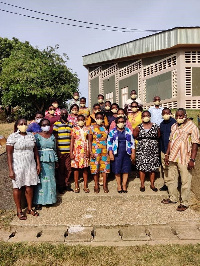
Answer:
[136,123,160,172]
[6,132,39,189]
[33,134,58,205]
[90,125,110,174]
[68,114,78,127]
[71,126,89,168]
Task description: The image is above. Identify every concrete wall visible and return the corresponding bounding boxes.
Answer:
[119,74,138,107]
[90,76,100,107]
[192,67,200,96]
[103,75,115,102]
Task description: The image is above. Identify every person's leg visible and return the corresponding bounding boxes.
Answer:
[13,188,22,214]
[160,152,168,190]
[102,172,109,193]
[139,171,145,188]
[178,163,192,207]
[64,153,72,190]
[165,162,179,203]
[115,174,122,192]
[74,169,80,192]
[149,171,158,191]
[57,154,66,192]
[83,168,89,191]
[93,174,100,193]
[122,173,128,192]
[25,186,34,211]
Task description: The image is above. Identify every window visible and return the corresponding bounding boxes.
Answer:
[121,86,128,107]
[106,92,114,103]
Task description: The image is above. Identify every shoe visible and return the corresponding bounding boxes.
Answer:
[159,185,168,191]
[103,187,109,193]
[140,187,145,192]
[83,188,90,193]
[176,204,188,211]
[94,186,100,193]
[74,187,80,193]
[66,186,74,192]
[122,190,128,193]
[118,190,123,193]
[161,198,177,204]
[150,185,158,192]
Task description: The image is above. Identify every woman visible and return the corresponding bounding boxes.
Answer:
[45,99,61,116]
[133,111,160,192]
[107,116,135,193]
[107,103,119,126]
[27,111,43,133]
[68,104,79,127]
[109,108,132,132]
[104,100,112,119]
[86,103,109,128]
[33,118,58,209]
[6,118,40,220]
[45,105,60,133]
[89,112,110,193]
[78,97,90,124]
[70,115,90,193]
[128,101,142,130]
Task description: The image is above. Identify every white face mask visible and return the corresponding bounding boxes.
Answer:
[52,103,58,108]
[131,107,138,113]
[41,125,50,132]
[117,122,125,129]
[80,103,85,108]
[142,117,150,123]
[162,114,171,121]
[74,95,79,100]
[71,110,78,114]
[35,118,42,124]
[77,120,85,127]
[111,108,118,114]
[98,99,104,103]
[154,101,160,106]
[105,106,110,111]
[96,119,103,125]
[17,125,28,133]
[117,114,125,118]
[176,118,185,124]
[131,94,137,100]
[94,109,100,114]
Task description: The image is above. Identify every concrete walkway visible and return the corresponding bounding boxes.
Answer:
[1,175,200,245]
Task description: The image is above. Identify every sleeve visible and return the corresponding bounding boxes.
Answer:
[107,131,114,152]
[130,131,135,150]
[27,123,33,132]
[109,121,115,132]
[53,122,58,132]
[86,116,91,127]
[104,116,109,127]
[191,124,200,144]
[71,127,76,137]
[6,133,16,146]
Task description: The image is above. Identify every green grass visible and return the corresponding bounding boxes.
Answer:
[0,243,200,265]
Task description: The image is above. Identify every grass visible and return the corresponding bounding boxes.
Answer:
[0,243,200,265]
[0,210,15,230]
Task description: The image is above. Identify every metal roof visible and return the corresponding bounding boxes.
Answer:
[83,27,200,66]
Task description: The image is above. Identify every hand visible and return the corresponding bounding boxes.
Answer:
[188,160,195,170]
[164,155,169,166]
[37,164,41,175]
[109,153,115,161]
[131,153,135,162]
[90,152,95,160]
[70,153,75,160]
[86,151,90,158]
[9,170,15,180]
[55,162,59,168]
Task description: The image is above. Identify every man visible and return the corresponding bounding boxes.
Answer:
[53,109,73,194]
[97,94,105,111]
[67,91,80,111]
[161,108,199,211]
[159,108,176,191]
[148,96,163,126]
[124,90,142,114]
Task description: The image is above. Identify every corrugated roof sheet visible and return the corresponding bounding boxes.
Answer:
[83,27,200,66]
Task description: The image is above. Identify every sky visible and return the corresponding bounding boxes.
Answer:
[0,0,200,100]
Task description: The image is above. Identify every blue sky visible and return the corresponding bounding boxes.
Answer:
[0,0,199,101]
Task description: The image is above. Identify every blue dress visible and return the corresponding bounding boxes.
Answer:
[33,134,58,205]
[111,130,132,174]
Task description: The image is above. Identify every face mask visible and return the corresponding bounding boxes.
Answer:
[98,99,104,103]
[78,120,85,127]
[96,119,103,125]
[142,117,150,123]
[94,109,100,114]
[80,103,85,108]
[52,103,58,108]
[105,106,110,111]
[132,107,138,113]
[176,118,185,124]
[41,125,50,132]
[71,110,78,114]
[17,125,28,133]
[162,114,171,120]
[117,114,125,118]
[111,108,118,114]
[49,110,55,115]
[117,122,125,129]
[35,118,42,124]
[74,96,79,100]
[131,94,137,100]
[154,101,160,106]
[61,114,68,121]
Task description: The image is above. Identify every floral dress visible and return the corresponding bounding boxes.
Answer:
[33,134,58,205]
[90,125,110,174]
[71,126,89,168]
[68,114,78,127]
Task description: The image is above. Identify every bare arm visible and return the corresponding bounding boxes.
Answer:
[34,144,41,175]
[70,135,75,159]
[157,128,161,138]
[188,143,198,170]
[133,126,140,139]
[6,145,15,179]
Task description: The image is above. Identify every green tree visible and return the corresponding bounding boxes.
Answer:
[0,38,79,118]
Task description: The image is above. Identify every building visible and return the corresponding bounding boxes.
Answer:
[83,27,200,110]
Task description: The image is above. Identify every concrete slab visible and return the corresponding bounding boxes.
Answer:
[65,226,92,242]
[8,228,42,242]
[120,225,150,241]
[172,225,200,240]
[148,225,178,240]
[93,227,121,242]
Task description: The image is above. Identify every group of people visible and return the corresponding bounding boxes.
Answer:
[6,91,199,220]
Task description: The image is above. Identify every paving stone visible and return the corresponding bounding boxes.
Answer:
[172,225,200,240]
[65,226,92,242]
[8,228,42,242]
[120,226,150,241]
[93,228,121,242]
[148,225,178,240]
[0,230,12,241]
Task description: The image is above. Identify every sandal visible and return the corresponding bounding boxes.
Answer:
[35,204,42,210]
[83,188,90,193]
[74,187,80,193]
[27,209,39,216]
[176,204,188,211]
[17,212,27,220]
[161,198,177,204]
[103,187,109,193]
[94,186,100,193]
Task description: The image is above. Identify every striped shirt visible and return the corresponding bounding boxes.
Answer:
[53,120,72,154]
[169,120,200,165]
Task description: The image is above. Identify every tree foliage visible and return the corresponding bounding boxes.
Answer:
[0,37,79,118]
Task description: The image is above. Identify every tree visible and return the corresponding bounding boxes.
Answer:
[0,38,79,118]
